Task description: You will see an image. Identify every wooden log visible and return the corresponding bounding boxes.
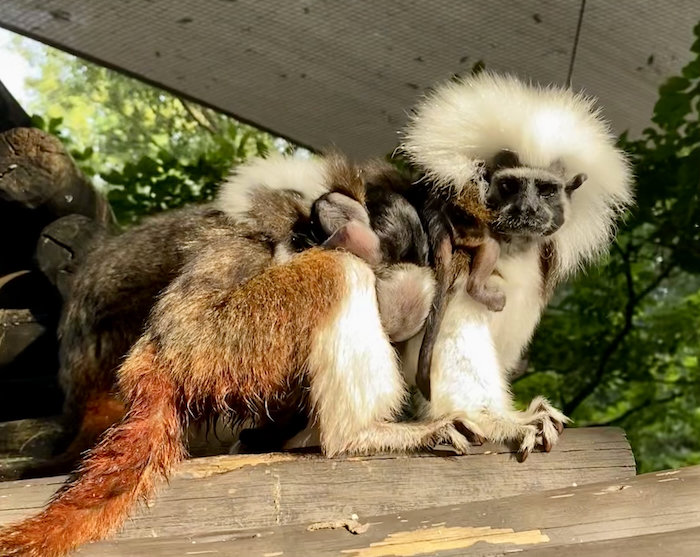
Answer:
[0,127,115,275]
[0,428,635,538]
[80,465,700,557]
[35,214,107,300]
[0,309,49,368]
[0,271,60,313]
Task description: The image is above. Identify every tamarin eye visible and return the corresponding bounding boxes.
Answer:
[498,178,521,196]
[538,182,558,197]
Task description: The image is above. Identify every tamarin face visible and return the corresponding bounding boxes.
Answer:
[482,150,587,238]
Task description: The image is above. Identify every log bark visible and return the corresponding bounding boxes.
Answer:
[35,214,107,299]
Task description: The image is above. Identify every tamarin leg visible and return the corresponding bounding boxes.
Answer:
[307,255,470,457]
[406,284,568,460]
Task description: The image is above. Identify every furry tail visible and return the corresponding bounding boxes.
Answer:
[0,342,185,557]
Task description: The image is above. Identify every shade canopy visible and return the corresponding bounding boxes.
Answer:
[1,1,698,158]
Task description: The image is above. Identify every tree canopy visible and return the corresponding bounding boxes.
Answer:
[8,22,700,472]
[12,34,296,224]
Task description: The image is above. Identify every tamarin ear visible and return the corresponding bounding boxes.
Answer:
[565,173,588,194]
[492,149,521,170]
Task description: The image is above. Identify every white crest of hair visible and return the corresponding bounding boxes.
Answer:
[401,71,635,278]
[215,153,331,220]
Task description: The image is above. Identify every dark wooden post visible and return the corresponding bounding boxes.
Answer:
[0,79,31,133]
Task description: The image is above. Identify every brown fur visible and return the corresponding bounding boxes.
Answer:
[151,247,345,415]
[51,202,290,465]
[0,247,468,556]
[54,207,249,440]
[325,153,367,205]
[0,249,343,557]
[454,181,495,224]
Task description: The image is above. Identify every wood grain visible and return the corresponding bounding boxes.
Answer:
[82,465,700,557]
[0,427,634,540]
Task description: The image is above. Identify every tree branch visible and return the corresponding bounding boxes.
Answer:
[563,249,675,416]
[179,99,218,135]
[592,392,682,427]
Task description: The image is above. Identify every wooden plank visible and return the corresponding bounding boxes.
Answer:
[0,427,634,539]
[83,466,700,557]
[515,527,700,557]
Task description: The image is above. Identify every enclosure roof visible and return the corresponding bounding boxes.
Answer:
[1,1,698,158]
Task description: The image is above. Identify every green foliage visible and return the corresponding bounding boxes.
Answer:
[15,35,291,224]
[514,22,700,472]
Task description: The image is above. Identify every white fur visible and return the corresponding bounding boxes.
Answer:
[308,255,406,437]
[406,271,567,452]
[215,154,330,220]
[402,72,634,279]
[307,254,468,456]
[489,245,547,372]
[425,276,510,417]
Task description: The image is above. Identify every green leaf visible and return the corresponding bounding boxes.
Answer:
[30,114,46,130]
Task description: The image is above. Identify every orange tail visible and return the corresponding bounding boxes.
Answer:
[0,343,185,557]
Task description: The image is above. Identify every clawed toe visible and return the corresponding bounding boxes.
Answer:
[453,420,485,445]
[543,436,552,453]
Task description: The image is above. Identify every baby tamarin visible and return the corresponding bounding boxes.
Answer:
[415,149,587,400]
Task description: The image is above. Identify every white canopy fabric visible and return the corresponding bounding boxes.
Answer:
[1,0,698,158]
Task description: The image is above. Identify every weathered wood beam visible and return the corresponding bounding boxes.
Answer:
[83,465,700,557]
[0,428,635,539]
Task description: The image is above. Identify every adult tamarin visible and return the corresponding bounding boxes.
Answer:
[0,223,472,557]
[399,72,634,458]
[414,149,588,403]
[47,154,439,467]
[46,156,330,466]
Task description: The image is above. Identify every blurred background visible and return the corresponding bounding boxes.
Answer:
[0,1,699,473]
